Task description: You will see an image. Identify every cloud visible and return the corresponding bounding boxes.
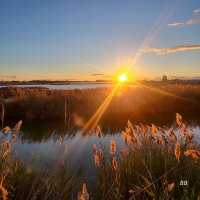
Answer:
[143,45,200,55]
[186,18,200,25]
[90,73,104,76]
[167,9,200,27]
[167,22,184,27]
[167,17,200,27]
[193,9,200,15]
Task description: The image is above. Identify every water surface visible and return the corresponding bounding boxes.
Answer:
[0,83,113,90]
[7,116,200,178]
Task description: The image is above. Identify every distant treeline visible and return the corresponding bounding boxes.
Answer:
[1,79,200,86]
[143,79,200,85]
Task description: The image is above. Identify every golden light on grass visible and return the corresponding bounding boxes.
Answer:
[118,73,127,83]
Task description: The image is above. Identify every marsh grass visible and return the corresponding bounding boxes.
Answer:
[92,114,200,200]
[0,112,199,199]
[2,85,200,124]
[2,159,83,200]
[0,106,82,200]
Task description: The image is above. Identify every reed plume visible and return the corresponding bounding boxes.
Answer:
[168,183,175,192]
[13,120,22,134]
[184,150,200,161]
[93,144,100,166]
[122,120,138,145]
[96,125,102,137]
[174,141,181,162]
[122,131,132,145]
[151,124,158,136]
[112,156,118,171]
[110,140,116,154]
[94,154,100,167]
[176,113,182,126]
[59,137,63,146]
[2,127,10,135]
[99,148,104,159]
[0,183,8,200]
[93,144,98,155]
[78,183,89,200]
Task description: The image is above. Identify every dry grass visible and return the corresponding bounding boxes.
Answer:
[1,84,200,125]
[0,105,79,200]
[0,85,200,199]
[92,114,200,199]
[0,120,22,199]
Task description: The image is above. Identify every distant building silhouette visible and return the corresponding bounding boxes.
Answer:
[162,75,168,83]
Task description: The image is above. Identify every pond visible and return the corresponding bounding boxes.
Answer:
[6,115,200,179]
[0,83,114,90]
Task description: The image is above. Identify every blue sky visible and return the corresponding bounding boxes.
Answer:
[0,0,200,81]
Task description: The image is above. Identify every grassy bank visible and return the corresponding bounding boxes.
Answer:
[1,84,200,125]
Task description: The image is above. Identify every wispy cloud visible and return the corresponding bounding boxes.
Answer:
[167,9,200,27]
[143,45,200,55]
[193,9,200,15]
[186,18,200,25]
[167,18,200,27]
[167,22,184,27]
[102,75,112,78]
[90,73,104,76]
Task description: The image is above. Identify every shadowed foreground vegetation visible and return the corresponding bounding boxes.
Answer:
[0,111,200,199]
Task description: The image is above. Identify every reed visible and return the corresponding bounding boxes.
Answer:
[2,84,200,123]
[0,119,80,200]
[92,114,200,199]
[0,104,199,199]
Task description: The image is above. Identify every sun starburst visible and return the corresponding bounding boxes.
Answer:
[118,74,127,82]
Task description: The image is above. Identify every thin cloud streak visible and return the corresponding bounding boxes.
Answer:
[167,9,200,27]
[167,18,200,27]
[143,45,200,54]
[186,18,200,25]
[167,22,184,27]
[90,73,104,76]
[193,9,200,15]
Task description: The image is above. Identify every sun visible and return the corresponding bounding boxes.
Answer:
[118,73,127,83]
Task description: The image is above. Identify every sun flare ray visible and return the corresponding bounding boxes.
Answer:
[82,84,120,134]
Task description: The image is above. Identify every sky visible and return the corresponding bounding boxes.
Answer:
[0,0,200,81]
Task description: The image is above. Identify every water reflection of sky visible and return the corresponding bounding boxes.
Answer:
[1,118,199,179]
[8,123,200,176]
[0,83,114,90]
[11,129,124,178]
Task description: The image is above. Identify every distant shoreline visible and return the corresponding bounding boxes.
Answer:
[0,80,112,86]
[1,78,200,87]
